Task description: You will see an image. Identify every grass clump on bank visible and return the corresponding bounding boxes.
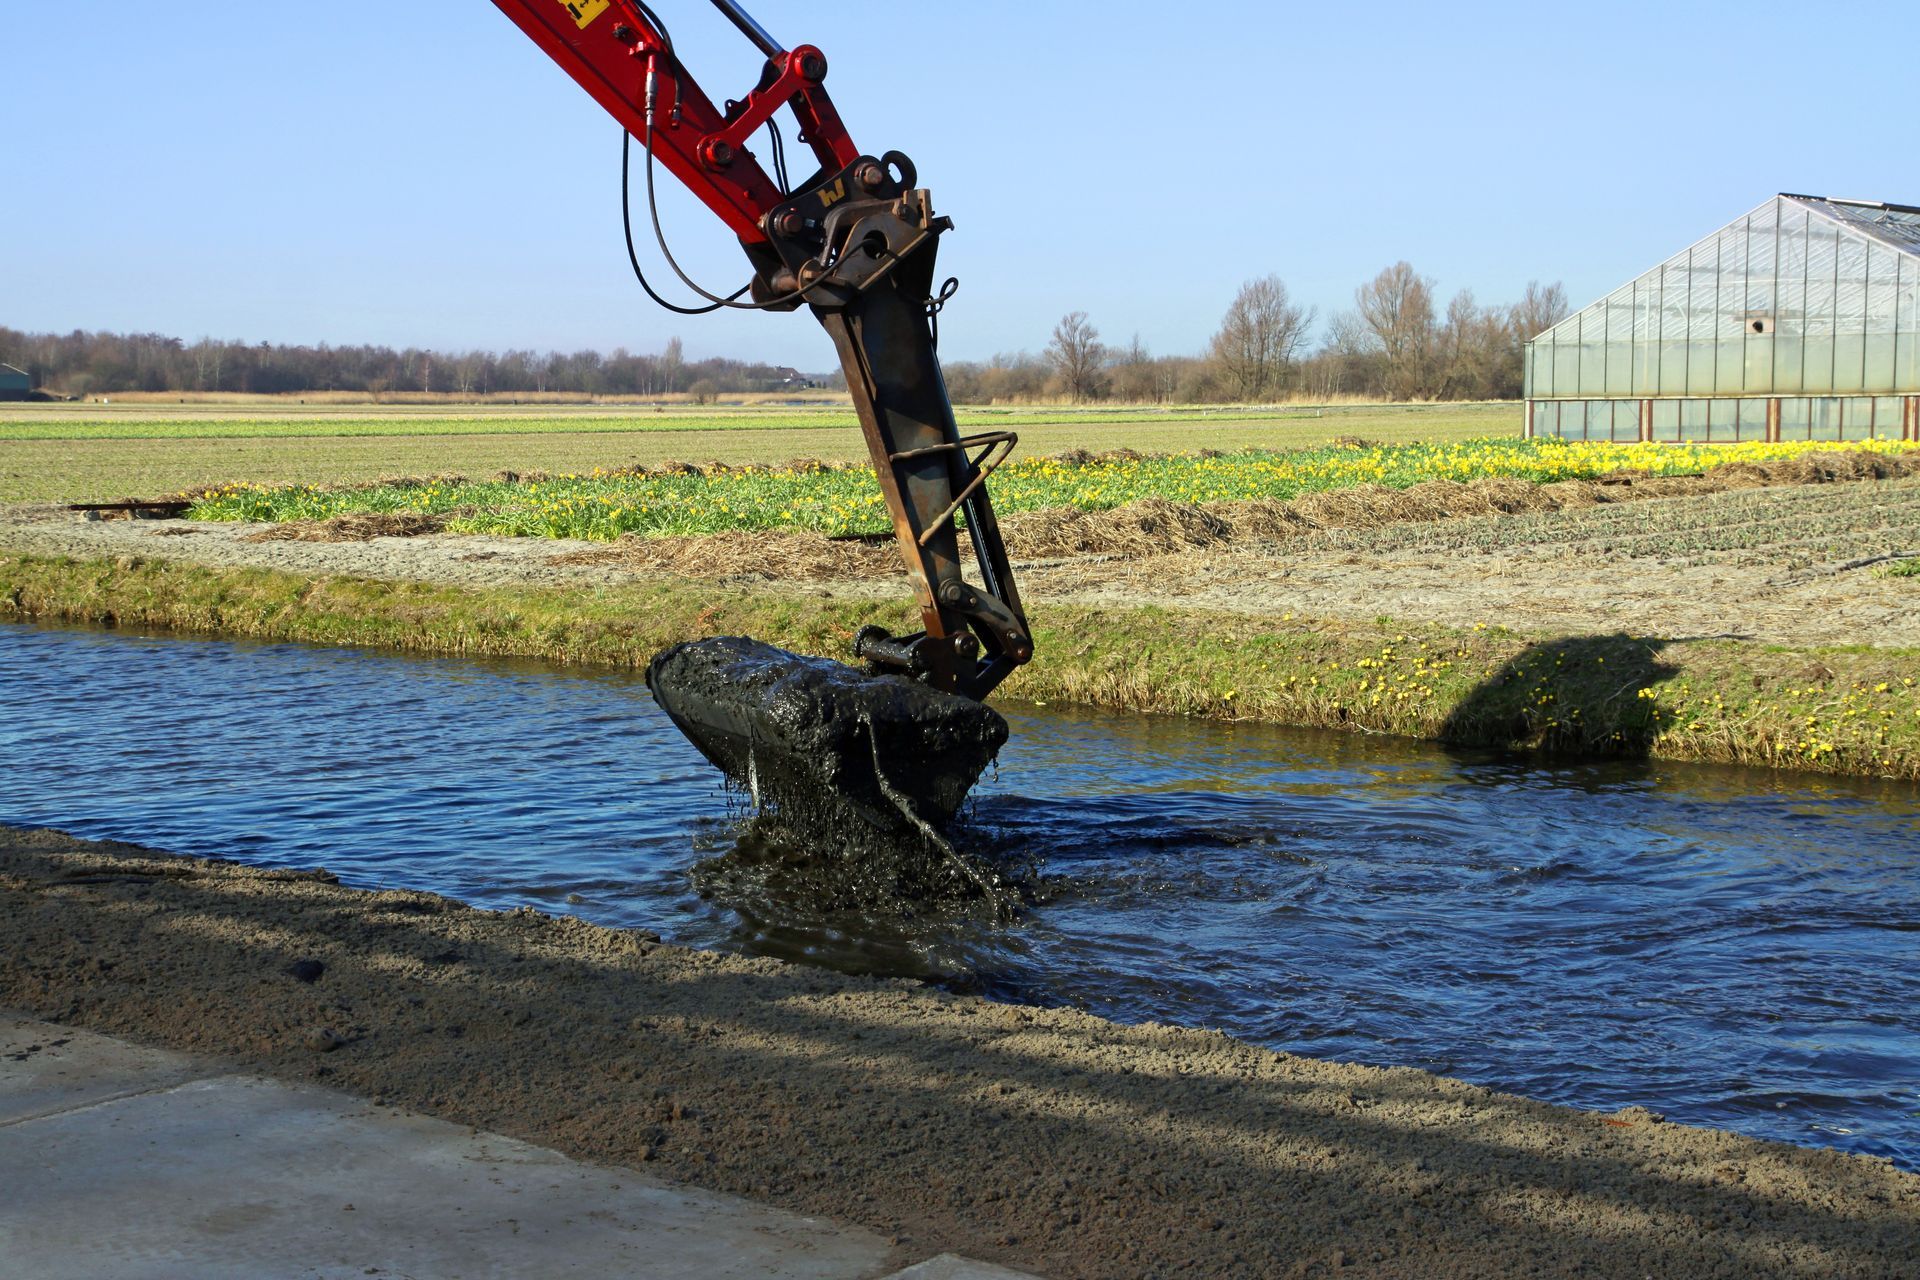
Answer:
[184,438,1920,541]
[4,553,1916,782]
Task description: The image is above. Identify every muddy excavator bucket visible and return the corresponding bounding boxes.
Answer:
[647,637,1008,839]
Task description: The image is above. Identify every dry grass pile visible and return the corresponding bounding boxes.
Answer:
[999,498,1235,557]
[553,530,897,580]
[368,473,468,490]
[242,512,449,543]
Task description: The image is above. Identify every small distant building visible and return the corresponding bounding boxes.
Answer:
[768,366,816,391]
[0,364,30,401]
[1525,195,1920,443]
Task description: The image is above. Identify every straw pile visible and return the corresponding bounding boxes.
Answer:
[243,512,449,543]
[553,530,897,579]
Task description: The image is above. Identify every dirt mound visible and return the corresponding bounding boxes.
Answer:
[552,529,897,580]
[1765,449,1918,484]
[1047,447,1151,469]
[243,512,449,543]
[999,497,1234,558]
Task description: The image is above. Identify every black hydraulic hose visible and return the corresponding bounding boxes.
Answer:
[621,132,745,315]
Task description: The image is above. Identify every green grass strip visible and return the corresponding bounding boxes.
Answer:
[3,552,1915,782]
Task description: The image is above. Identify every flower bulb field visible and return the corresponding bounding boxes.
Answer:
[184,436,1920,541]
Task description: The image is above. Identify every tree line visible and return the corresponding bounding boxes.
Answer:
[944,266,1570,404]
[3,263,1570,403]
[0,328,824,400]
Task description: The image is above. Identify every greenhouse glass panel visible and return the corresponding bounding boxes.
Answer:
[1651,399,1681,442]
[1717,228,1748,395]
[1555,340,1579,394]
[1780,398,1811,439]
[1613,400,1640,442]
[1679,400,1710,441]
[1604,287,1634,396]
[1810,398,1841,436]
[1874,397,1904,437]
[1841,399,1876,442]
[1585,401,1611,438]
[1900,257,1919,389]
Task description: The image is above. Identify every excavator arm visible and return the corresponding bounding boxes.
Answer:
[489,0,1032,701]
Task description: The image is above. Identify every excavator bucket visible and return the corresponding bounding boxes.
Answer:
[647,637,1008,839]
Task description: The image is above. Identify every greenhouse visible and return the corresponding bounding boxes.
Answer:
[1525,194,1920,443]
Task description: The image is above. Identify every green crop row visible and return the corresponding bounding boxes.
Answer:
[186,438,1920,542]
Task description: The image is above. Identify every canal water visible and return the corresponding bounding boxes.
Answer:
[2,622,1916,1170]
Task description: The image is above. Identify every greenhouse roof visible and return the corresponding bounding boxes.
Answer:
[1779,194,1920,257]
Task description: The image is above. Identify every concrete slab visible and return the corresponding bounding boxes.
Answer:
[880,1254,1044,1279]
[0,1014,202,1125]
[0,1016,1041,1280]
[0,1063,893,1279]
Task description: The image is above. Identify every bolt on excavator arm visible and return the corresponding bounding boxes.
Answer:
[488,0,1033,701]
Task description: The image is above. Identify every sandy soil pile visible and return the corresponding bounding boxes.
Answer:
[4,826,1914,1278]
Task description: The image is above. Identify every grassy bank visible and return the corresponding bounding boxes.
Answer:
[4,553,1915,781]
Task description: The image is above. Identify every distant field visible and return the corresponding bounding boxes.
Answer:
[0,402,1518,502]
[0,401,1514,439]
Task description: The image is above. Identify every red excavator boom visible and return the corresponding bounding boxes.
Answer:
[489,0,1032,704]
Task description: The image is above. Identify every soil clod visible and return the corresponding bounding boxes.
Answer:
[285,958,326,984]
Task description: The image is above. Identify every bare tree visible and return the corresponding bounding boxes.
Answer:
[1109,333,1163,403]
[1355,261,1437,399]
[1435,290,1517,400]
[1509,280,1570,343]
[660,336,685,395]
[1209,274,1315,402]
[1045,311,1107,402]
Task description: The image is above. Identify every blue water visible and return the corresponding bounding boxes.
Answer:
[2,621,1917,1169]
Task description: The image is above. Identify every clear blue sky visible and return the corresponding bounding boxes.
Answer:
[3,2,1914,370]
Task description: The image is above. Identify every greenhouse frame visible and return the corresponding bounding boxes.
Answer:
[1524,194,1920,443]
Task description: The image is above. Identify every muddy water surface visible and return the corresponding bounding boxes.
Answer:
[2,621,1917,1170]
